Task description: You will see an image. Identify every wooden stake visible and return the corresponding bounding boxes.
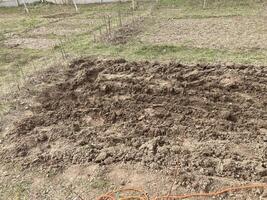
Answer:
[118,9,122,26]
[203,0,207,9]
[93,34,96,43]
[132,0,136,10]
[131,9,134,23]
[105,17,109,34]
[108,16,111,35]
[59,39,67,60]
[99,27,102,41]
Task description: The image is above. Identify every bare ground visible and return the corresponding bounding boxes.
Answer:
[140,16,267,50]
[0,58,266,199]
[4,37,58,49]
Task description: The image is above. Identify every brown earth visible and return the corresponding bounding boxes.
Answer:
[4,37,58,49]
[0,58,267,199]
[103,17,145,44]
[140,16,267,50]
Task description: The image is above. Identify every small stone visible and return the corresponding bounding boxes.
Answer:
[259,128,267,135]
[36,134,48,142]
[256,165,267,177]
[120,179,126,186]
[105,147,116,156]
[72,123,80,132]
[262,190,267,198]
[95,152,108,162]
[221,110,237,122]
[3,172,9,177]
[103,157,114,165]
[171,145,180,153]
[259,169,267,177]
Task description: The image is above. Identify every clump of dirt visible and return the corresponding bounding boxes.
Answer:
[103,18,144,44]
[0,58,266,193]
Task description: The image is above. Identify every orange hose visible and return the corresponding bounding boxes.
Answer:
[97,184,267,200]
[155,183,267,199]
[97,188,149,200]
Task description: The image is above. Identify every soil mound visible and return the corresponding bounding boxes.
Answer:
[1,58,266,189]
[103,18,144,44]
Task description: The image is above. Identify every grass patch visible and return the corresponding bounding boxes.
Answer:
[0,102,10,118]
[0,15,43,38]
[0,47,46,72]
[0,180,31,200]
[159,0,264,9]
[61,32,267,65]
[90,178,109,189]
[133,44,267,64]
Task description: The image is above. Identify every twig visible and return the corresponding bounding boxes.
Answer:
[72,0,79,12]
[203,0,207,9]
[107,15,111,36]
[167,160,180,200]
[22,0,29,14]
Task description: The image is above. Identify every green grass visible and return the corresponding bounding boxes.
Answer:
[90,178,110,189]
[133,44,267,64]
[0,180,31,200]
[159,0,264,9]
[0,15,43,37]
[60,32,267,65]
[0,47,46,78]
[0,102,9,119]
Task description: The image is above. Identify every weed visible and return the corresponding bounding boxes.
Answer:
[91,178,109,189]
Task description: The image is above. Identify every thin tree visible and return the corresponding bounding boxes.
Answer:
[72,0,79,12]
[22,0,29,13]
[15,0,20,6]
[132,0,136,10]
[203,0,207,9]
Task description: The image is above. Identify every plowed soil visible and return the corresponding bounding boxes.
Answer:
[140,16,267,50]
[0,58,266,198]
